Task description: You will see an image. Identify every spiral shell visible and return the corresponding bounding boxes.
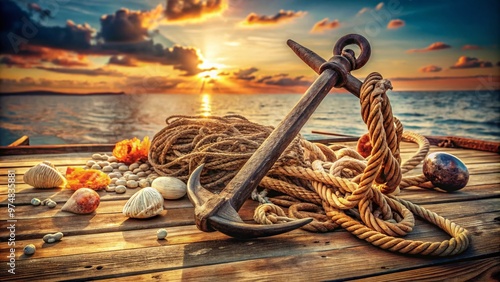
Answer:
[23,161,67,188]
[61,188,100,214]
[123,187,164,219]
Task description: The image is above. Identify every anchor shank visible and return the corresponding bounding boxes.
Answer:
[221,68,340,211]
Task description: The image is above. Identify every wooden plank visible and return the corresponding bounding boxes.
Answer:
[8,135,30,146]
[5,210,498,281]
[350,256,499,282]
[0,144,115,156]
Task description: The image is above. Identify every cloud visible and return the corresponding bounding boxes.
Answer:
[0,1,94,54]
[357,7,369,16]
[262,75,312,87]
[419,65,442,73]
[121,76,182,93]
[233,67,259,80]
[98,7,164,43]
[407,42,451,53]
[450,56,493,69]
[241,10,306,26]
[357,2,384,16]
[0,56,32,68]
[49,55,89,67]
[35,66,123,76]
[164,0,228,22]
[310,18,340,34]
[387,19,405,29]
[108,55,138,67]
[462,44,482,50]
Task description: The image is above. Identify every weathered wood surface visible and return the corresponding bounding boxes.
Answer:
[0,141,499,281]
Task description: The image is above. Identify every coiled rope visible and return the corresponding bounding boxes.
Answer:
[148,72,470,256]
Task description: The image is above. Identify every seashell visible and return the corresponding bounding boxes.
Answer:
[31,198,41,206]
[151,177,187,200]
[123,187,164,219]
[23,162,67,189]
[115,185,127,194]
[61,188,100,214]
[24,244,36,255]
[157,228,168,240]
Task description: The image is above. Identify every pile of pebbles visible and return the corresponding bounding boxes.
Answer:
[86,153,160,194]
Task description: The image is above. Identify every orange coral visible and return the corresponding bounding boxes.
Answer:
[113,136,150,165]
[66,167,110,191]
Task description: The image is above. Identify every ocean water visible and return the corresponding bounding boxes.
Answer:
[0,91,499,146]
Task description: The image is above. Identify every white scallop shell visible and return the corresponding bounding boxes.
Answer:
[122,187,164,219]
[151,177,187,200]
[23,162,67,188]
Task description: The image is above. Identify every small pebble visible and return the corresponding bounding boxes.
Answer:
[86,160,96,167]
[157,229,168,240]
[126,174,139,181]
[115,179,127,186]
[92,153,102,160]
[91,164,102,170]
[123,171,132,176]
[107,156,117,162]
[98,161,110,168]
[101,154,110,160]
[102,166,113,172]
[115,185,126,194]
[145,170,152,175]
[31,198,41,206]
[110,178,118,184]
[108,172,118,179]
[129,163,140,171]
[137,171,147,178]
[43,232,63,243]
[110,163,119,169]
[132,168,142,174]
[105,185,116,192]
[139,179,150,188]
[126,180,139,188]
[139,163,150,171]
[46,200,57,209]
[23,244,36,255]
[119,165,129,172]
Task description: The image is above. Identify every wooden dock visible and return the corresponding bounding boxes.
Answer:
[1,141,499,281]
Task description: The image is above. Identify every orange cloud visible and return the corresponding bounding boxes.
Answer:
[164,0,227,23]
[450,56,493,69]
[462,44,482,50]
[387,19,405,29]
[419,65,442,73]
[241,10,306,26]
[108,55,138,67]
[407,42,451,53]
[310,18,340,33]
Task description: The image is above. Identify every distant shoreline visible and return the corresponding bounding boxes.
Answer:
[0,90,126,96]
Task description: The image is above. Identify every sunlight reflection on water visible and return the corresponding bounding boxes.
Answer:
[0,91,498,145]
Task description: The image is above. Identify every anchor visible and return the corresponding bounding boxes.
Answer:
[187,34,371,238]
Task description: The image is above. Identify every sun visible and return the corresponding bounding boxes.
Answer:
[198,60,225,80]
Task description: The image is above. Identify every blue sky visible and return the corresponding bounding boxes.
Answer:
[1,0,498,93]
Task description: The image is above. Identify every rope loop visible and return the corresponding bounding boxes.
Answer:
[148,74,470,256]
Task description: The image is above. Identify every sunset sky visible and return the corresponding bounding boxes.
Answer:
[1,0,499,94]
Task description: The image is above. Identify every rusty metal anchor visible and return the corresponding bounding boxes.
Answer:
[187,34,372,238]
